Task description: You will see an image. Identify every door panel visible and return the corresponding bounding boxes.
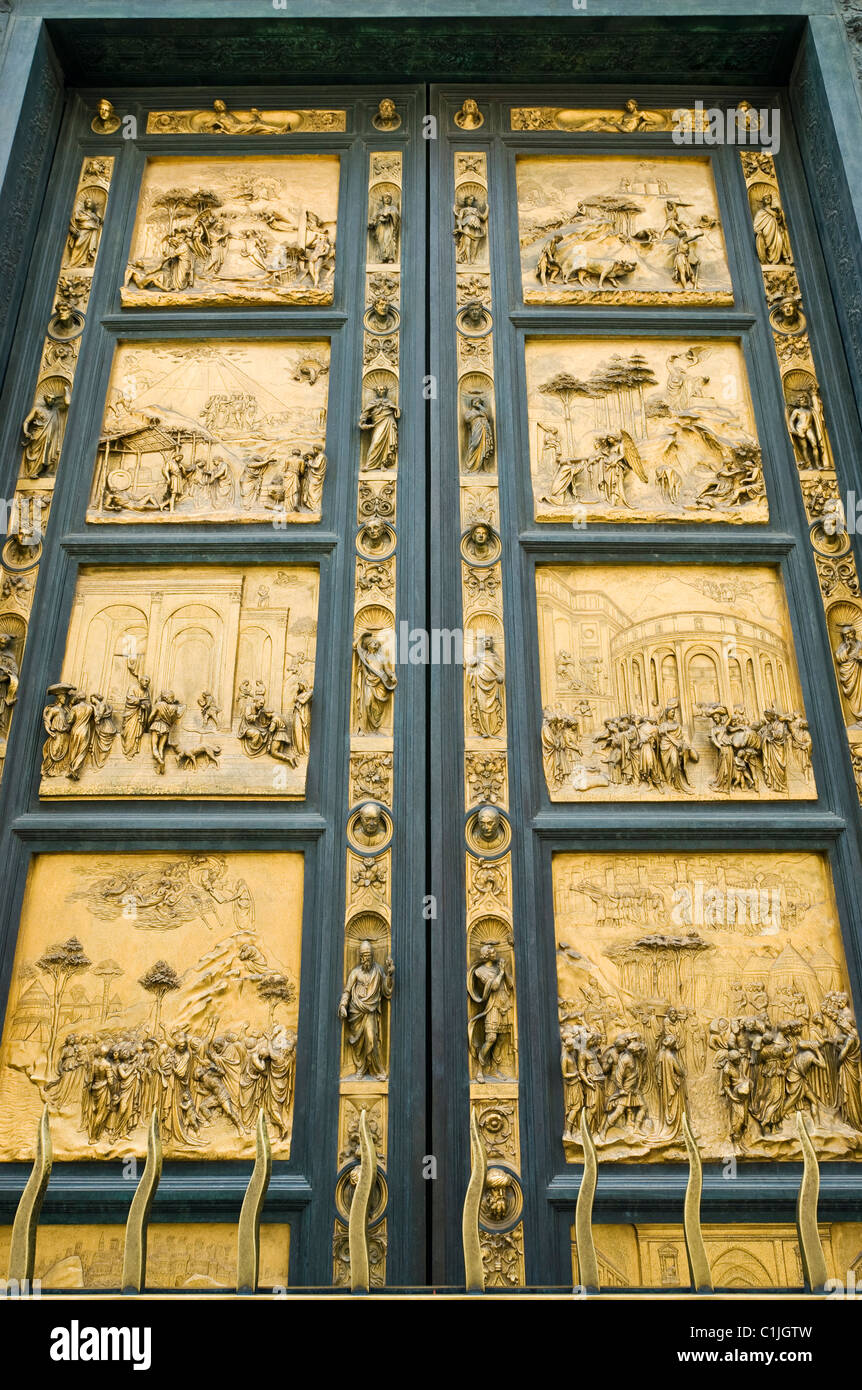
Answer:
[431,85,862,1289]
[0,85,427,1290]
[0,80,861,1294]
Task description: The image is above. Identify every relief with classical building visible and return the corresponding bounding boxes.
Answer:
[0,1222,291,1290]
[39,564,318,798]
[526,336,766,524]
[87,339,329,524]
[572,1222,862,1290]
[0,852,304,1161]
[537,564,815,801]
[554,851,862,1161]
[121,155,339,307]
[517,155,733,305]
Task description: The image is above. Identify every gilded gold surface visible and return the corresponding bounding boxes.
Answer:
[0,1222,290,1289]
[526,337,766,524]
[87,339,329,524]
[0,156,115,784]
[517,155,732,304]
[147,104,345,134]
[537,563,815,801]
[0,852,303,1161]
[121,155,339,306]
[740,152,862,805]
[572,1223,862,1289]
[39,564,319,799]
[453,151,524,1287]
[553,851,862,1161]
[331,148,404,1284]
[511,103,699,132]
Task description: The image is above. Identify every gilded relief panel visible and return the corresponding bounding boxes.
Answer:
[39,564,318,799]
[87,339,329,524]
[121,155,339,307]
[554,851,862,1162]
[0,852,303,1161]
[147,102,345,134]
[537,563,815,801]
[572,1223,862,1289]
[526,337,766,524]
[517,155,732,305]
[0,1222,291,1290]
[512,101,701,132]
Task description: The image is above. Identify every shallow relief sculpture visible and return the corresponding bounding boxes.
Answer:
[87,340,329,524]
[39,565,319,798]
[537,563,816,802]
[0,1221,291,1290]
[0,852,304,1160]
[121,155,339,307]
[571,1221,862,1290]
[526,337,767,525]
[517,155,733,305]
[553,851,862,1163]
[147,101,346,135]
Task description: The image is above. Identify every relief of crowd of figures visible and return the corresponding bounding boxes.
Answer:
[554,853,862,1161]
[538,565,815,801]
[39,566,319,797]
[0,854,304,1160]
[121,155,339,306]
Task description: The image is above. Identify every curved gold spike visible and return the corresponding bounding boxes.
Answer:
[796,1111,828,1291]
[575,1109,599,1292]
[462,1108,486,1293]
[7,1104,52,1284]
[236,1109,272,1294]
[348,1107,375,1293]
[682,1110,713,1292]
[122,1109,162,1293]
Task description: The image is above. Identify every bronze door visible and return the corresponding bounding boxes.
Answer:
[0,86,428,1291]
[430,85,862,1291]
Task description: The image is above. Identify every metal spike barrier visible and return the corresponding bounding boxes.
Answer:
[122,1108,162,1294]
[682,1110,713,1293]
[7,1105,52,1285]
[575,1109,599,1293]
[236,1110,272,1294]
[462,1108,486,1293]
[348,1107,374,1293]
[795,1111,828,1293]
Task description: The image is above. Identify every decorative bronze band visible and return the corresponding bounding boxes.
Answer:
[0,155,115,783]
[332,147,403,1289]
[740,150,862,803]
[454,144,526,1287]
